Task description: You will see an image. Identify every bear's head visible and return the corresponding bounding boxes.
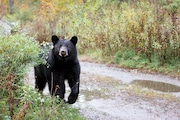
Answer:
[51,35,78,61]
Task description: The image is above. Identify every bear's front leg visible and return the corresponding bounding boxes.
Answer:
[53,71,65,100]
[67,80,80,104]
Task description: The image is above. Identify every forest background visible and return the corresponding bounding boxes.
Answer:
[1,0,180,75]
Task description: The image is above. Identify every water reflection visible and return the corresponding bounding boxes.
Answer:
[131,80,180,92]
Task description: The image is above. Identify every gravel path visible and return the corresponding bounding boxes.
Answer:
[24,61,180,120]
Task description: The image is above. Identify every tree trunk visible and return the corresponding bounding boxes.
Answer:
[9,0,14,14]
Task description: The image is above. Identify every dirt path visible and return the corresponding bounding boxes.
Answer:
[24,61,180,120]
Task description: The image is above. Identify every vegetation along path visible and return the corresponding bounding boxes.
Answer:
[25,60,180,120]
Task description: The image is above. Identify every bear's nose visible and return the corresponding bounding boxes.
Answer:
[61,51,66,56]
[59,46,68,57]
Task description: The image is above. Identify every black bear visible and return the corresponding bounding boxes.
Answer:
[34,35,80,104]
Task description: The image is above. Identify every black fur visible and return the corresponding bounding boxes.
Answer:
[34,35,80,104]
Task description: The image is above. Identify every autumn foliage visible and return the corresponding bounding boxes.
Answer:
[1,0,180,66]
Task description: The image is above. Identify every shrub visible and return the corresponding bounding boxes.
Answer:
[0,33,39,119]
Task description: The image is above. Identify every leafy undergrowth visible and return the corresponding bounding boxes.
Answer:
[16,85,84,120]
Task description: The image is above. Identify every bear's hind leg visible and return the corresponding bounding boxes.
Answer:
[34,66,47,92]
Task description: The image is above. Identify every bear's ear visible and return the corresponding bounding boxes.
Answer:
[52,35,59,45]
[70,36,78,46]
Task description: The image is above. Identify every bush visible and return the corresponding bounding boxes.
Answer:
[0,34,39,78]
[0,33,39,119]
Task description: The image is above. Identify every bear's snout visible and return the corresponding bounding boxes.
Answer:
[59,46,68,57]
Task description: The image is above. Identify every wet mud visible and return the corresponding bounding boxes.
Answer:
[24,61,180,120]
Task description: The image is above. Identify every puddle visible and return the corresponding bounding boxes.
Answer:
[131,80,180,92]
